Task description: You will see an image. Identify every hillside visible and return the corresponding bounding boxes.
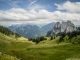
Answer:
[41,22,55,35]
[0,25,21,38]
[0,26,35,60]
[0,33,34,60]
[0,31,80,60]
[0,25,80,60]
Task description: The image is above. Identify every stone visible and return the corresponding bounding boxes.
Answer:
[47,21,77,36]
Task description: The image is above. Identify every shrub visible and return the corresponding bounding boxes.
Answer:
[63,35,69,43]
[50,36,53,40]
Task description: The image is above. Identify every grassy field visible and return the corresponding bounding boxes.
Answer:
[0,32,80,60]
[0,52,20,60]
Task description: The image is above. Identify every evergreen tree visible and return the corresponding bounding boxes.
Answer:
[50,36,53,40]
[0,25,21,38]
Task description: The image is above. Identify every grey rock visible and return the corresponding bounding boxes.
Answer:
[47,21,77,36]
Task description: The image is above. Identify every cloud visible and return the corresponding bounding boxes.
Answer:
[55,1,80,13]
[28,4,45,10]
[8,0,22,8]
[0,1,80,26]
[0,8,54,26]
[28,0,37,6]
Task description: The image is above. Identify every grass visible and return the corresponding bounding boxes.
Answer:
[0,52,20,60]
[11,44,80,60]
[0,32,80,60]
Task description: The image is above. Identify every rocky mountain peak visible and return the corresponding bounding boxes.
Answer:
[54,22,61,28]
[47,21,77,36]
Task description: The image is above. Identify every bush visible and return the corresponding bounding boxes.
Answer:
[76,36,80,44]
[63,35,69,43]
[50,36,53,40]
[71,37,76,44]
[57,36,63,44]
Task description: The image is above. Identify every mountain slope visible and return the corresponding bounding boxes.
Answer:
[47,21,77,36]
[41,22,55,31]
[9,25,42,38]
[0,27,80,60]
[8,22,55,38]
[6,36,80,60]
[41,22,55,35]
[77,27,80,30]
[0,34,34,60]
[0,25,21,38]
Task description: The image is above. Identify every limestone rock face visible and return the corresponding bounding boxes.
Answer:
[51,22,61,36]
[47,21,77,36]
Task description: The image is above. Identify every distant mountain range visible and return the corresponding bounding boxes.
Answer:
[8,22,55,38]
[41,22,55,34]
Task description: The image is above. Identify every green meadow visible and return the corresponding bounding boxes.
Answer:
[0,32,80,60]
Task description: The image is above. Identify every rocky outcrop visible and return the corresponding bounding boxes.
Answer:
[47,21,77,36]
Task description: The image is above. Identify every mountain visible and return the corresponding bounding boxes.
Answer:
[77,27,80,30]
[8,24,32,31]
[41,22,55,35]
[9,25,42,38]
[47,21,77,36]
[8,22,55,38]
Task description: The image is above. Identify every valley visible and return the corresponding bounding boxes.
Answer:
[0,21,80,60]
[0,31,80,60]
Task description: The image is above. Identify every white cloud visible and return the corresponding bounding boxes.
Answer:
[8,0,22,8]
[28,4,45,10]
[0,1,80,26]
[55,1,80,13]
[28,0,37,6]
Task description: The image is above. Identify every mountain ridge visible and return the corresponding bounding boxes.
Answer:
[8,22,55,38]
[47,21,77,36]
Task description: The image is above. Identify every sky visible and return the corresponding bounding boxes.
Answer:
[0,0,80,26]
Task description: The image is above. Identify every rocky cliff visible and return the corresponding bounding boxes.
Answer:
[47,21,77,36]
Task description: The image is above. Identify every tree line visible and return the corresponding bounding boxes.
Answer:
[0,25,21,38]
[58,31,80,43]
[28,36,47,44]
